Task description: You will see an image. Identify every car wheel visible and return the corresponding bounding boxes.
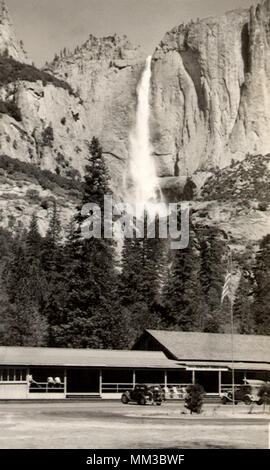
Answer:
[156,401,162,406]
[121,395,129,404]
[257,399,263,406]
[244,396,251,405]
[138,396,146,405]
[221,397,227,405]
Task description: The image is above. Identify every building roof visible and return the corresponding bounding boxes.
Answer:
[143,330,270,364]
[0,346,184,369]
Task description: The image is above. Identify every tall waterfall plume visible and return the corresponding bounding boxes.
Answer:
[128,56,162,212]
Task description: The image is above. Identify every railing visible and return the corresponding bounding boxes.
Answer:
[29,382,64,393]
[102,383,134,393]
[101,382,192,398]
[220,384,244,394]
[164,383,191,399]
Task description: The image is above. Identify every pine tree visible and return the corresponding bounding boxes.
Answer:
[2,302,48,347]
[54,137,120,348]
[162,215,201,331]
[198,226,228,332]
[40,203,68,345]
[233,249,255,334]
[41,202,61,273]
[2,218,48,346]
[253,235,270,334]
[119,212,166,346]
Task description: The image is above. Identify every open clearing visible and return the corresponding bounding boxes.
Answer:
[0,401,269,449]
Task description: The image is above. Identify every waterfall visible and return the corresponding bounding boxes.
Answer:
[129,56,162,211]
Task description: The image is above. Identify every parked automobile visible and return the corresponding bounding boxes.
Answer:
[220,382,264,405]
[121,384,165,406]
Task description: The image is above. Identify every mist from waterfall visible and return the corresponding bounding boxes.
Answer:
[129,56,163,213]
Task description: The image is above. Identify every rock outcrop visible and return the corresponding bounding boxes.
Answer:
[47,35,146,196]
[150,0,270,177]
[0,78,89,177]
[0,0,29,63]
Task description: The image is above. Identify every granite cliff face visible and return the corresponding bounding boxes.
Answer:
[0,79,89,175]
[150,0,270,177]
[0,0,28,63]
[47,35,146,196]
[47,0,270,184]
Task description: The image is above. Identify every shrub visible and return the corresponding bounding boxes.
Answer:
[258,384,270,405]
[184,384,205,414]
[0,154,81,193]
[42,126,54,147]
[0,100,22,122]
[0,56,75,96]
[258,202,268,212]
[25,189,41,202]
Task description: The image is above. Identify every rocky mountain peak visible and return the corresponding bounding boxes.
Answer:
[49,33,145,70]
[0,0,29,63]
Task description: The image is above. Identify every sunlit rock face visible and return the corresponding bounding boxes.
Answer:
[47,35,147,199]
[0,81,89,176]
[3,0,270,208]
[150,0,270,178]
[0,0,29,63]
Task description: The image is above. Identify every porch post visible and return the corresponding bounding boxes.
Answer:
[26,367,30,398]
[218,371,221,395]
[64,368,67,397]
[164,370,167,387]
[99,369,102,395]
[133,370,136,387]
[192,370,195,385]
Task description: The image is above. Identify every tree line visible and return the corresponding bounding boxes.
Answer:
[0,137,268,349]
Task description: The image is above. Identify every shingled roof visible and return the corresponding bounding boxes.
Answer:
[142,330,270,364]
[0,346,183,369]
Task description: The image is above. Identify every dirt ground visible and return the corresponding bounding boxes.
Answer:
[0,401,269,449]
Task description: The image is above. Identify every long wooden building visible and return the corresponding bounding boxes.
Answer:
[0,330,269,399]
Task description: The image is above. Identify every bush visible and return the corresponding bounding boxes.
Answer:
[0,56,75,96]
[258,202,268,212]
[0,154,81,193]
[258,384,270,405]
[25,189,41,202]
[42,126,54,147]
[0,100,22,121]
[184,384,205,414]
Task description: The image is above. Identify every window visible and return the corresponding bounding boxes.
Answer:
[0,369,27,382]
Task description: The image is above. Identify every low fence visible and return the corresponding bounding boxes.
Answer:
[102,382,192,399]
[29,381,64,393]
[220,384,245,394]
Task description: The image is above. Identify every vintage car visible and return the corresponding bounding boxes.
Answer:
[220,380,265,405]
[121,384,165,406]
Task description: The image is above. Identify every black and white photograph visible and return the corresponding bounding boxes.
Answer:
[0,0,270,455]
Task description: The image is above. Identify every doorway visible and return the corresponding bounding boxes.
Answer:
[194,371,219,393]
[67,369,99,393]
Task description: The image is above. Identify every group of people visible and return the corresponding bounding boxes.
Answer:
[28,375,62,390]
[163,385,187,399]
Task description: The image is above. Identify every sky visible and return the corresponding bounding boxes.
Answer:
[7,0,256,66]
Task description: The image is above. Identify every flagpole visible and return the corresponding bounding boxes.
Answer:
[229,250,235,409]
[221,246,235,408]
[230,293,235,408]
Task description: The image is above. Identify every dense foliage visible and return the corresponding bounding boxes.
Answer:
[0,56,75,95]
[201,154,270,205]
[0,99,22,121]
[184,384,205,414]
[0,154,81,192]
